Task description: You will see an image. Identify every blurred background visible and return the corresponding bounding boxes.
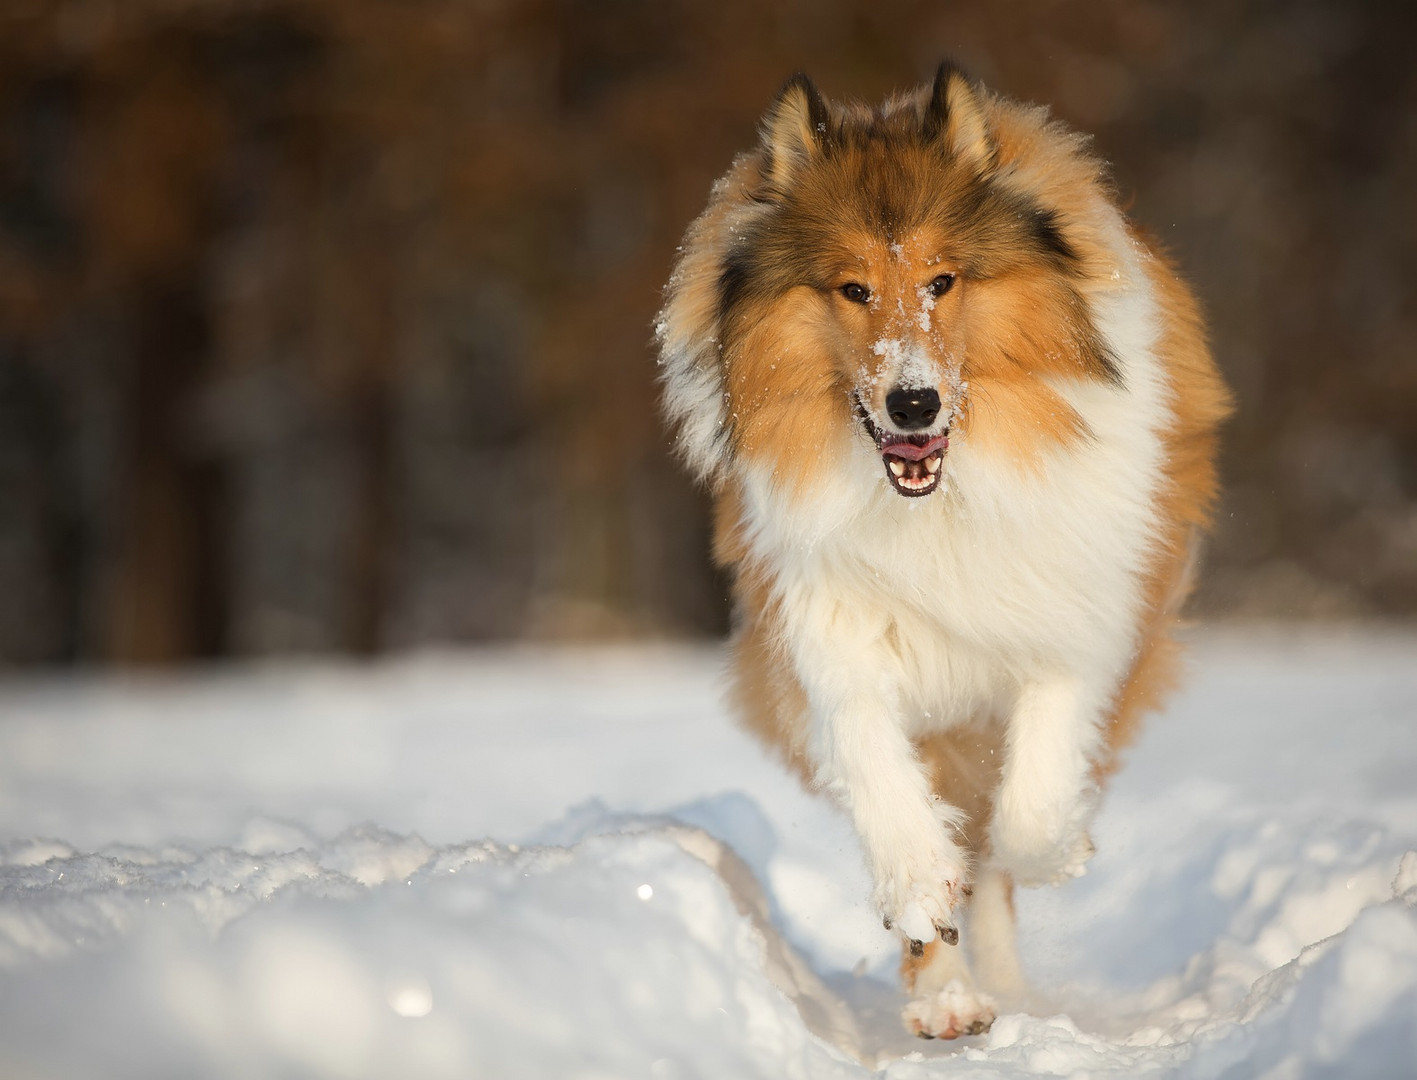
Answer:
[0,0,1412,667]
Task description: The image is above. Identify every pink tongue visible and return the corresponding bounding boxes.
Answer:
[881,435,947,462]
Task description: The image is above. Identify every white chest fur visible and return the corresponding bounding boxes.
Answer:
[736,244,1172,730]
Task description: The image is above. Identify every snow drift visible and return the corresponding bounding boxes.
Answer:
[1,627,1414,1077]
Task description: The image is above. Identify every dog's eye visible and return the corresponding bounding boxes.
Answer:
[928,274,956,297]
[840,282,870,304]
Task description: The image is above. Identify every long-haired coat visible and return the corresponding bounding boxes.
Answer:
[657,64,1230,1038]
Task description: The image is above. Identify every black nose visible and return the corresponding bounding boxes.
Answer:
[885,386,941,430]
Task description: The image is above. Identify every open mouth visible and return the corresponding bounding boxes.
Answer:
[857,403,949,498]
[880,433,947,495]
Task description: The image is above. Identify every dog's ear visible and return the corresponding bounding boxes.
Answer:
[923,62,996,175]
[759,73,829,195]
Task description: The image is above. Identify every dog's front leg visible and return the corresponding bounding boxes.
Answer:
[816,692,971,949]
[989,677,1101,886]
[789,599,969,949]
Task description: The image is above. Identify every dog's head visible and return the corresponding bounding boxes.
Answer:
[659,64,1121,499]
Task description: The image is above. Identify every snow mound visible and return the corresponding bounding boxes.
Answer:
[1,628,1415,1076]
[0,822,861,1078]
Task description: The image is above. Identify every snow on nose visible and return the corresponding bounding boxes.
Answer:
[872,335,941,401]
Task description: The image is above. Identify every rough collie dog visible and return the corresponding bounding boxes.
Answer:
[656,65,1230,1039]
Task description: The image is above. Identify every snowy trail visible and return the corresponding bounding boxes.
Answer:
[1,627,1415,1077]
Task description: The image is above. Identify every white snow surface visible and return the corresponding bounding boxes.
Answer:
[1,625,1415,1078]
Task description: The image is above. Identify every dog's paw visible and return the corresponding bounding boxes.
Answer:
[994,826,1095,888]
[990,784,1098,887]
[1057,830,1096,880]
[877,848,970,952]
[904,979,997,1040]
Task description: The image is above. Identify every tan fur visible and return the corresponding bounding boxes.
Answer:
[900,937,939,990]
[727,565,814,779]
[725,287,854,497]
[1095,240,1233,779]
[937,69,994,171]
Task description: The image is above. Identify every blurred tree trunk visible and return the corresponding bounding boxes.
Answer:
[85,36,232,664]
[342,226,395,657]
[103,275,227,662]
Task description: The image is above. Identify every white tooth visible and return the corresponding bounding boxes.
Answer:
[889,459,905,477]
[925,455,941,474]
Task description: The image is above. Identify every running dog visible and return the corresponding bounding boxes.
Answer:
[656,64,1230,1039]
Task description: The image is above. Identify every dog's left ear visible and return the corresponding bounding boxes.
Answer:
[923,62,996,175]
[759,73,830,196]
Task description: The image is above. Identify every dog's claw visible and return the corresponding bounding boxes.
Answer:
[909,938,924,957]
[938,923,959,946]
[882,915,892,931]
[916,1029,936,1040]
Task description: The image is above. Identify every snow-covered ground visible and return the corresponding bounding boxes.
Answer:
[1,625,1415,1078]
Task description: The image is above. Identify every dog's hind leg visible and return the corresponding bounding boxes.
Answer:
[901,928,997,1039]
[965,866,1027,1003]
[900,864,1024,1038]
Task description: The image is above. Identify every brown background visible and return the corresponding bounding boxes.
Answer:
[1,0,1413,666]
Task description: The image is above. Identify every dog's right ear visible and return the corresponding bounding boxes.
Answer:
[758,73,829,196]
